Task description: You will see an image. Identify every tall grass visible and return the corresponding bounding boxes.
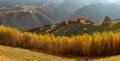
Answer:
[0,26,120,56]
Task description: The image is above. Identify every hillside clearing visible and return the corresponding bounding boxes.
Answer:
[0,46,120,61]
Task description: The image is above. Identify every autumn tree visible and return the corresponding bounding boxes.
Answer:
[100,16,111,25]
[80,18,86,24]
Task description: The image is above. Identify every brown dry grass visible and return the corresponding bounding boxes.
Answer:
[0,46,120,61]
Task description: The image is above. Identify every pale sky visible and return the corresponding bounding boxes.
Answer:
[62,0,120,4]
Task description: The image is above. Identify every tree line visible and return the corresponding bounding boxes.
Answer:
[0,26,120,56]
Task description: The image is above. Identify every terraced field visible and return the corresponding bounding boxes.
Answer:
[0,45,120,61]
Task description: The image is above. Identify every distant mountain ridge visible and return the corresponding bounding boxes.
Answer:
[0,0,64,6]
[0,8,54,30]
[0,3,120,31]
[68,4,120,22]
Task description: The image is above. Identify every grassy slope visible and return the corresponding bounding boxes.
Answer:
[0,45,120,61]
[0,45,74,61]
[50,22,120,36]
[51,23,110,36]
[28,21,120,36]
[1,6,55,31]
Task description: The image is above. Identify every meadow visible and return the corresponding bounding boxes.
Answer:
[0,26,120,56]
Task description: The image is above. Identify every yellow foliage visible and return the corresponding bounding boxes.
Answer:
[65,21,69,25]
[80,19,86,24]
[0,26,120,56]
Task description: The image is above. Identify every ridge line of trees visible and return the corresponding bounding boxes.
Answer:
[28,16,111,33]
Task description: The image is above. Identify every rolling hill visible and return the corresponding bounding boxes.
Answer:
[35,4,71,22]
[0,45,74,61]
[0,45,120,61]
[113,18,120,22]
[1,2,120,32]
[51,22,120,36]
[0,0,64,6]
[0,3,78,30]
[27,18,120,36]
[1,11,54,31]
[50,21,120,36]
[68,4,120,23]
[1,1,120,61]
[0,6,56,31]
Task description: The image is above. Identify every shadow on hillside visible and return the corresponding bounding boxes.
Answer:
[61,55,119,61]
[74,55,120,61]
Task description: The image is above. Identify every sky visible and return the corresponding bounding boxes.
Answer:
[62,0,120,4]
[0,0,119,4]
[0,0,119,3]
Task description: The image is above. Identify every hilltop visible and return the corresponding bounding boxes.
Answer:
[28,17,120,36]
[0,4,75,30]
[1,4,120,31]
[0,6,55,30]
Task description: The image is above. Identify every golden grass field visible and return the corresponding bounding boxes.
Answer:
[0,45,120,61]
